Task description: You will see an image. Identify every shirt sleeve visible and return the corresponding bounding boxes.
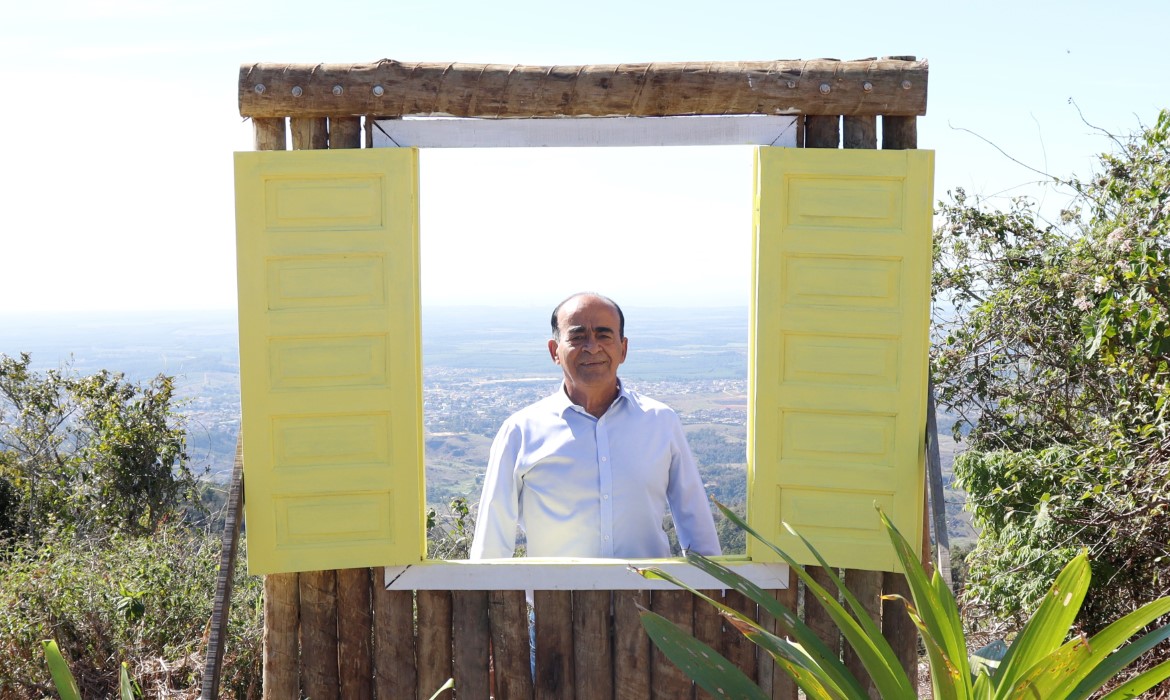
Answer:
[469,420,522,559]
[665,412,723,556]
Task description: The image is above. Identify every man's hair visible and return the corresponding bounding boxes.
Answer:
[550,293,625,340]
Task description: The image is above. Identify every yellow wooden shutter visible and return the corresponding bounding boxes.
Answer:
[748,147,933,572]
[234,148,424,575]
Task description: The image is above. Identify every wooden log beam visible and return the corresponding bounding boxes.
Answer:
[239,58,928,119]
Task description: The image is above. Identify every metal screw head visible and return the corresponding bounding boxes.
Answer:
[786,80,796,89]
[291,86,303,97]
[863,81,873,92]
[901,80,912,90]
[372,85,385,97]
[254,84,266,94]
[332,85,343,96]
[819,83,831,94]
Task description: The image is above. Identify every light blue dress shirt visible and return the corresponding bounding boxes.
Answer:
[469,382,722,559]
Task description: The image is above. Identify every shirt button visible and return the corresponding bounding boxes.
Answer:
[603,494,609,500]
[604,535,611,541]
[601,456,608,462]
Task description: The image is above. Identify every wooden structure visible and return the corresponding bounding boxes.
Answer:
[220,57,933,699]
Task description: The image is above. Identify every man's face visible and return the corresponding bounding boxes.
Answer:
[548,295,628,393]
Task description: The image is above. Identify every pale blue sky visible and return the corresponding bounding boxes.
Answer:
[1,0,1166,312]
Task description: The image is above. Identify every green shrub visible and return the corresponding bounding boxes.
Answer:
[0,525,262,699]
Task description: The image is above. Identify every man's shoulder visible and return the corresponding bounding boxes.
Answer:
[621,387,679,418]
[501,389,568,426]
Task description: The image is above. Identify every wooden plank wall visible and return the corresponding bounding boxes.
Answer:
[252,112,922,699]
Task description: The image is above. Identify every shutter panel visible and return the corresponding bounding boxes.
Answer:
[748,147,933,571]
[234,148,424,575]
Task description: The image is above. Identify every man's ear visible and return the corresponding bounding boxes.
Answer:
[619,337,628,363]
[548,338,561,364]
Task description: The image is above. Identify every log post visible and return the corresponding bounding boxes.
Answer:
[487,590,534,700]
[692,589,724,700]
[373,577,417,699]
[534,590,574,700]
[453,591,491,699]
[299,571,340,700]
[573,590,614,699]
[842,569,883,699]
[650,589,695,700]
[417,590,454,700]
[336,569,373,700]
[253,115,301,700]
[613,590,651,699]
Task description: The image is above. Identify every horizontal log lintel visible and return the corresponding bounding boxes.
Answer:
[239,57,928,119]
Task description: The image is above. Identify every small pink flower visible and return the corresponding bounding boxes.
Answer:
[1074,295,1093,312]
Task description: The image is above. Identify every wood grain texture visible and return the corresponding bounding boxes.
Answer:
[417,590,454,700]
[534,590,574,700]
[330,115,362,148]
[843,114,878,149]
[771,577,799,700]
[290,116,328,149]
[882,573,918,687]
[200,438,244,700]
[239,58,928,119]
[453,591,491,700]
[842,569,883,699]
[262,574,299,699]
[722,589,758,683]
[881,115,917,150]
[572,590,614,700]
[804,115,841,148]
[692,589,723,700]
[336,568,373,700]
[487,590,534,700]
[373,582,417,700]
[300,570,340,700]
[613,590,651,700]
[650,590,695,700]
[252,117,286,151]
[804,567,841,664]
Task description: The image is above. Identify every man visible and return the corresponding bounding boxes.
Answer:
[469,292,721,559]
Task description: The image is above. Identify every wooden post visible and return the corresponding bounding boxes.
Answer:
[330,116,362,149]
[200,438,244,700]
[765,574,800,700]
[805,115,840,149]
[300,571,340,700]
[804,568,842,664]
[650,590,695,700]
[722,590,758,682]
[487,590,534,700]
[453,591,491,699]
[573,590,614,699]
[843,115,878,149]
[336,568,373,700]
[253,114,301,700]
[613,590,651,699]
[291,116,328,150]
[842,569,883,699]
[534,590,574,700]
[373,578,417,700]
[417,590,454,700]
[692,589,723,700]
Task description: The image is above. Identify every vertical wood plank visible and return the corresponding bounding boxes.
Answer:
[262,573,300,700]
[337,568,373,700]
[843,115,878,149]
[373,577,417,700]
[417,590,454,700]
[804,567,841,665]
[254,114,297,700]
[613,590,651,700]
[291,116,328,149]
[488,590,534,700]
[252,117,287,151]
[881,115,917,151]
[721,590,757,683]
[842,569,883,699]
[573,590,614,700]
[882,572,918,688]
[330,116,362,149]
[300,570,341,700]
[453,591,491,700]
[650,590,695,700]
[804,115,840,149]
[534,590,574,700]
[770,574,800,700]
[692,589,723,700]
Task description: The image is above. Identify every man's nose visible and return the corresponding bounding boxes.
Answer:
[582,334,599,351]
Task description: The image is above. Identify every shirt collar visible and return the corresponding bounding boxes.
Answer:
[554,379,630,418]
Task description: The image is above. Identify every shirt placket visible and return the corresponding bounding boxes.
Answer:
[595,413,614,557]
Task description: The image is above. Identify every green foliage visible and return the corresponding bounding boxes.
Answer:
[0,353,203,541]
[637,501,1170,699]
[0,524,263,699]
[41,640,138,700]
[426,496,476,559]
[933,110,1170,630]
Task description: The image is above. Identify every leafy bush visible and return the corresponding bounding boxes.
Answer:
[638,501,1170,699]
[933,109,1170,630]
[0,524,262,699]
